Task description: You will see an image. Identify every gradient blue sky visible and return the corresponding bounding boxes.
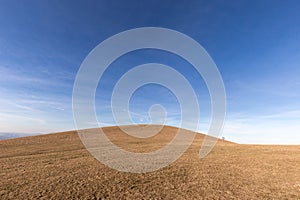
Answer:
[0,0,300,144]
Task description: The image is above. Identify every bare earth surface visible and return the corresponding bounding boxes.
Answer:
[0,125,299,199]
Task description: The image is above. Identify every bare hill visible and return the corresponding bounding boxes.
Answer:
[0,125,299,199]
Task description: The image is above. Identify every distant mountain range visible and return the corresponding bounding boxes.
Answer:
[0,132,38,140]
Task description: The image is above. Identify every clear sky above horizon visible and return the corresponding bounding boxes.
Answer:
[0,0,300,144]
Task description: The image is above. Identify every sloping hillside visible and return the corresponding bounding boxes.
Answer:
[0,125,299,199]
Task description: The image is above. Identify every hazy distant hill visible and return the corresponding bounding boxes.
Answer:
[0,132,37,140]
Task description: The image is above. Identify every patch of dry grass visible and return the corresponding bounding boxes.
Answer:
[0,125,299,199]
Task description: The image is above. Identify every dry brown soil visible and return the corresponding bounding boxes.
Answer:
[0,125,299,199]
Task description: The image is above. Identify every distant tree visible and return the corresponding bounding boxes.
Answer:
[222,137,225,140]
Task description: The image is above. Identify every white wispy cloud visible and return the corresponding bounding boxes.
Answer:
[0,65,73,88]
[223,110,300,144]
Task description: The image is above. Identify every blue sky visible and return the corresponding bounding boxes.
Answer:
[0,0,300,144]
